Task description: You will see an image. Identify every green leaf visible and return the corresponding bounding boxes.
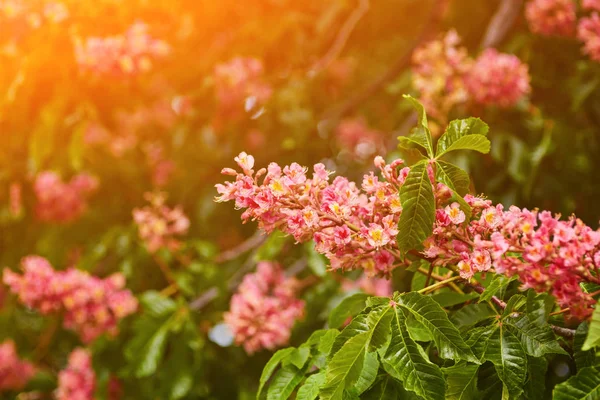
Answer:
[501,295,527,318]
[319,330,340,355]
[257,348,296,399]
[135,320,172,377]
[442,362,480,400]
[329,293,369,329]
[397,292,478,363]
[406,313,433,342]
[553,366,600,400]
[329,314,369,358]
[574,323,595,371]
[305,242,327,277]
[582,306,600,350]
[397,161,436,253]
[526,291,555,326]
[353,351,379,394]
[267,365,306,400]
[140,291,177,318]
[362,377,399,400]
[482,325,527,399]
[431,292,479,308]
[254,231,288,261]
[165,339,194,400]
[401,94,434,158]
[320,332,369,400]
[297,372,326,400]
[436,118,490,157]
[503,315,567,357]
[366,305,394,351]
[479,275,515,303]
[382,306,445,400]
[522,356,547,400]
[435,160,470,196]
[450,303,495,330]
[285,347,311,369]
[466,325,497,361]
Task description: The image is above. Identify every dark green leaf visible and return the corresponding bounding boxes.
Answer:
[553,366,600,400]
[451,303,495,330]
[401,95,434,158]
[382,306,445,400]
[397,292,479,362]
[136,321,172,377]
[574,323,595,371]
[431,292,479,308]
[329,293,369,329]
[442,362,479,400]
[140,291,177,318]
[353,351,379,394]
[522,356,547,400]
[285,347,311,369]
[526,291,555,326]
[504,314,567,357]
[435,160,470,196]
[501,294,527,318]
[329,314,369,358]
[582,306,600,350]
[479,275,515,303]
[436,118,490,157]
[366,305,394,351]
[397,161,436,253]
[362,377,399,400]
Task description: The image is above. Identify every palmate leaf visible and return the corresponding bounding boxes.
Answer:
[396,292,479,363]
[328,293,370,329]
[362,377,400,400]
[266,365,306,400]
[353,351,379,394]
[522,355,548,400]
[382,306,445,400]
[296,372,326,400]
[257,348,295,399]
[526,290,555,326]
[400,95,434,158]
[366,305,394,352]
[481,325,527,399]
[574,323,595,371]
[320,332,369,400]
[329,314,369,358]
[479,275,516,303]
[442,362,480,400]
[582,306,600,350]
[450,303,495,331]
[436,117,490,157]
[553,366,600,400]
[503,314,567,357]
[397,161,436,253]
[435,160,470,196]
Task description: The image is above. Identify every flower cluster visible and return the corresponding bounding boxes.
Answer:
[578,12,600,62]
[525,0,576,36]
[56,348,95,400]
[34,171,99,223]
[224,261,305,354]
[216,152,405,276]
[75,22,170,76]
[0,0,68,26]
[335,118,385,162]
[465,49,531,108]
[217,153,600,318]
[411,30,471,125]
[3,256,138,343]
[412,32,531,122]
[0,340,36,392]
[133,192,190,253]
[584,0,600,11]
[213,57,272,120]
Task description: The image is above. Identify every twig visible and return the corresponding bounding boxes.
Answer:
[480,0,524,49]
[418,275,462,294]
[189,287,220,311]
[214,232,266,263]
[308,0,370,77]
[424,263,434,288]
[319,0,441,124]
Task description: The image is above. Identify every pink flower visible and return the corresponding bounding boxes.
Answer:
[525,0,576,36]
[133,192,190,253]
[445,202,465,224]
[578,13,600,62]
[466,49,531,107]
[583,0,600,11]
[343,275,392,297]
[0,340,36,392]
[75,22,169,76]
[224,262,304,354]
[3,256,137,343]
[33,171,98,223]
[56,348,95,400]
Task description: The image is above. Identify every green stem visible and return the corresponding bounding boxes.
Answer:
[418,275,462,294]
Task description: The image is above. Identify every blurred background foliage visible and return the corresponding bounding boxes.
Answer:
[0,0,599,398]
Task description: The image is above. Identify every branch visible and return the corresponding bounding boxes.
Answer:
[214,232,266,263]
[308,0,370,77]
[319,0,442,125]
[480,0,524,49]
[189,287,219,311]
